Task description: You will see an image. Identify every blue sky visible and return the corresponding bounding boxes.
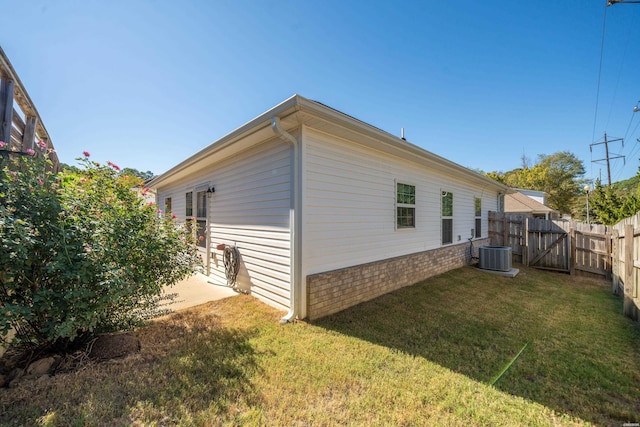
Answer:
[2,1,640,183]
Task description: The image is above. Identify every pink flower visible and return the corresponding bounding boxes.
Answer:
[38,179,44,185]
[172,214,177,219]
[0,141,5,148]
[107,161,120,171]
[198,235,204,241]
[25,149,35,156]
[141,187,150,195]
[83,151,90,157]
[157,209,162,214]
[37,141,47,148]
[147,201,155,206]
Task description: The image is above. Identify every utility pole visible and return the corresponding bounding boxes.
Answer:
[590,132,625,186]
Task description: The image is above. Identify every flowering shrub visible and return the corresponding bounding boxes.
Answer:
[0,148,201,349]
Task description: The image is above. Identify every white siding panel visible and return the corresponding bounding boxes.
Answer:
[302,127,500,276]
[157,137,292,312]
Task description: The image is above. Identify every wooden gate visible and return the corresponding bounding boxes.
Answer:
[571,227,612,277]
[526,217,570,272]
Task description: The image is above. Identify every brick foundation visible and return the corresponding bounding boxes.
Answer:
[306,238,490,319]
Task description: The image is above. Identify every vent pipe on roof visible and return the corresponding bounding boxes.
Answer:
[401,128,406,140]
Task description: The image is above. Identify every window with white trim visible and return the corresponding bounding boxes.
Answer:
[164,197,172,215]
[474,197,482,238]
[442,191,453,244]
[396,182,415,229]
[185,192,193,217]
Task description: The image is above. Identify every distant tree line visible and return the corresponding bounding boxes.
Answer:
[485,151,640,225]
[60,163,154,182]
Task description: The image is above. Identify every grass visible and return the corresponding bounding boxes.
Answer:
[1,266,639,426]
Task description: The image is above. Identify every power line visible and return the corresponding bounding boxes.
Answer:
[592,4,609,143]
[623,101,640,141]
[604,9,637,129]
[594,1,640,183]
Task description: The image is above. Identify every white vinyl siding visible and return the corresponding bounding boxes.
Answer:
[302,127,499,276]
[157,137,292,311]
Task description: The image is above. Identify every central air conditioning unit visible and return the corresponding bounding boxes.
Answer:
[478,246,512,272]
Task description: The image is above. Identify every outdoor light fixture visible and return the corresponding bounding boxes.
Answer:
[206,186,215,195]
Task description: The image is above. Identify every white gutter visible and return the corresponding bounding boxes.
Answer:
[271,117,301,323]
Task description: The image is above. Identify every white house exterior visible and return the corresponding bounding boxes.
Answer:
[514,188,547,206]
[149,95,509,321]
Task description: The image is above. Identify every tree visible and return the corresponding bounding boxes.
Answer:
[590,177,640,225]
[0,149,199,350]
[119,167,154,181]
[58,162,81,174]
[588,180,621,225]
[534,152,588,214]
[487,151,588,215]
[484,171,506,184]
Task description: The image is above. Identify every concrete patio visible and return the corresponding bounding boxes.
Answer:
[161,272,238,312]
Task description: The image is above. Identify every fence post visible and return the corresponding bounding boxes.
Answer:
[0,79,14,146]
[569,228,576,275]
[523,217,529,266]
[611,230,620,295]
[502,217,508,247]
[623,224,637,321]
[605,232,612,281]
[519,217,529,267]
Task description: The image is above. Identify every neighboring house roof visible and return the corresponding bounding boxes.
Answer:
[149,94,509,194]
[512,188,547,205]
[505,191,557,215]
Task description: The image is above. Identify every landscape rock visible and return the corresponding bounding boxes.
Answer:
[88,332,141,360]
[35,374,51,385]
[26,357,56,376]
[5,368,24,388]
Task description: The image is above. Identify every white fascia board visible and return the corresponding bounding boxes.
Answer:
[149,94,302,188]
[150,93,510,195]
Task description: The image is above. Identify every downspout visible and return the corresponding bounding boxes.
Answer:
[271,117,300,323]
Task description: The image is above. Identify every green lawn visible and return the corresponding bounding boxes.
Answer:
[1,266,639,426]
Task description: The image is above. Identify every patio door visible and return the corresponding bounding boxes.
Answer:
[194,186,210,272]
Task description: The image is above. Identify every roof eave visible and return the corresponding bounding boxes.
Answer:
[150,94,510,194]
[296,97,510,193]
[148,94,302,188]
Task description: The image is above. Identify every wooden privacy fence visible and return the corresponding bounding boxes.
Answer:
[489,211,639,321]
